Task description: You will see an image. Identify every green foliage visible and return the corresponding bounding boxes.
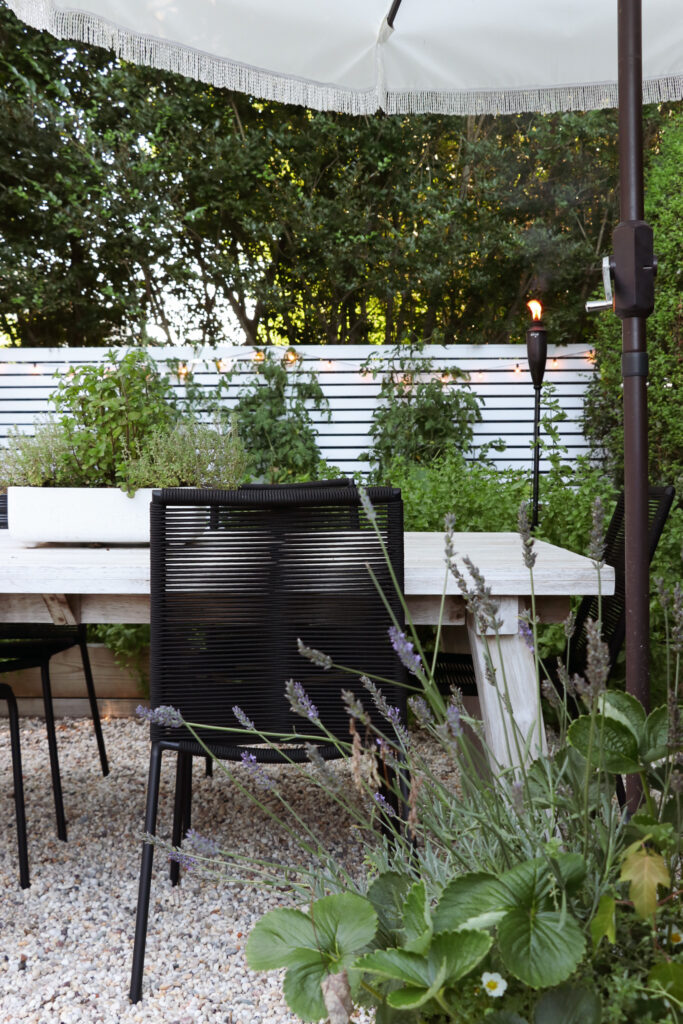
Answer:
[4,5,668,348]
[377,452,530,533]
[87,623,150,693]
[584,106,683,490]
[216,350,329,482]
[362,349,482,475]
[0,350,247,493]
[246,894,377,1021]
[122,417,247,491]
[49,349,178,487]
[533,985,602,1024]
[0,350,179,488]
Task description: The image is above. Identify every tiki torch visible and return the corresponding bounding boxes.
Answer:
[526,300,547,530]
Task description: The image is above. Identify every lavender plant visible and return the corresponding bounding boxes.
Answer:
[141,493,683,1024]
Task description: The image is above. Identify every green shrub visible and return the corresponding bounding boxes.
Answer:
[362,347,482,477]
[0,349,179,489]
[216,349,329,483]
[584,107,683,492]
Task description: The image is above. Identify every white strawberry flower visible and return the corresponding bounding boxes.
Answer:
[481,972,508,998]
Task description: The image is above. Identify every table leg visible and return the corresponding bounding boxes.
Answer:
[466,598,547,771]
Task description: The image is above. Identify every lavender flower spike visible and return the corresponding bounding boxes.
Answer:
[373,792,396,817]
[240,751,276,790]
[297,638,332,671]
[233,706,255,730]
[136,704,183,728]
[359,487,377,525]
[388,625,422,675]
[285,679,320,722]
[518,618,535,653]
[185,829,221,858]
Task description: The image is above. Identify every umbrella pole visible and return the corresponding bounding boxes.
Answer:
[616,0,653,809]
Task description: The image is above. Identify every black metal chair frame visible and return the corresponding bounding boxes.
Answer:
[0,492,109,851]
[0,681,29,888]
[130,482,407,1002]
[0,624,109,843]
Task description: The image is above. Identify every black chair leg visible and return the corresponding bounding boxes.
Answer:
[2,684,29,888]
[170,751,192,886]
[130,742,163,1004]
[40,662,67,841]
[78,633,109,777]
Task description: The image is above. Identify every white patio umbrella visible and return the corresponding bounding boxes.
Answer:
[5,0,683,744]
[4,0,683,115]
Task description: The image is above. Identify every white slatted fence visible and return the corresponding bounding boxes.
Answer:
[0,344,596,475]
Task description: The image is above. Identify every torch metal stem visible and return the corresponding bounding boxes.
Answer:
[531,386,542,530]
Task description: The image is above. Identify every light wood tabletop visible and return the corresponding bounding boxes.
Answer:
[0,531,613,768]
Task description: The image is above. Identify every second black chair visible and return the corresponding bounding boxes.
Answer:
[434,485,676,711]
[0,623,109,842]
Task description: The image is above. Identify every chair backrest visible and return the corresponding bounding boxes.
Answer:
[568,485,675,679]
[149,483,406,756]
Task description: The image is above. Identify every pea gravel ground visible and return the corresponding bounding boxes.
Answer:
[0,716,387,1024]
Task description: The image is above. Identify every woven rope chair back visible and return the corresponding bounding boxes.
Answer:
[568,485,675,678]
[149,483,407,758]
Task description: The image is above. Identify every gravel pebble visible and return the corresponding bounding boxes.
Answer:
[0,717,404,1023]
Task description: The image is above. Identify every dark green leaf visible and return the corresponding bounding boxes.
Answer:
[534,984,602,1024]
[568,716,641,773]
[309,893,377,963]
[366,872,413,945]
[648,962,683,1002]
[246,908,317,970]
[283,957,328,1021]
[498,909,585,988]
[433,872,505,932]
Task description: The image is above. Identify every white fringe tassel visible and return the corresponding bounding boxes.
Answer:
[7,0,683,115]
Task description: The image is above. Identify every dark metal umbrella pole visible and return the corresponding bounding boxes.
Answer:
[525,301,547,530]
[615,0,655,720]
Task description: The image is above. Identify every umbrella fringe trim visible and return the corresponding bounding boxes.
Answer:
[6,0,683,114]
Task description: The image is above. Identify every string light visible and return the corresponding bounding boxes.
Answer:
[440,371,450,384]
[551,358,560,368]
[216,358,232,373]
[252,349,266,364]
[514,363,522,374]
[177,362,190,381]
[282,347,300,366]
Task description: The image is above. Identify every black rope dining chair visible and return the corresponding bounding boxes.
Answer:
[434,485,676,710]
[129,482,407,1002]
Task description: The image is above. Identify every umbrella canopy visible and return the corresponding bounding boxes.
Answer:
[5,0,683,115]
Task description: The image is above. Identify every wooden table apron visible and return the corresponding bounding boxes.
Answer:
[0,532,614,769]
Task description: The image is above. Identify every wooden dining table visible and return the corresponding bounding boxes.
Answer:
[0,531,613,768]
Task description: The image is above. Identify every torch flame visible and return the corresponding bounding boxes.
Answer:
[527,299,543,322]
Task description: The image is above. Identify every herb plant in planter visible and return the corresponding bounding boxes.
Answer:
[0,349,247,544]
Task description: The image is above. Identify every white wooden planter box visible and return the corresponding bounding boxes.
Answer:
[7,487,155,545]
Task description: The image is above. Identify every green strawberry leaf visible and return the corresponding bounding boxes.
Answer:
[498,908,585,988]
